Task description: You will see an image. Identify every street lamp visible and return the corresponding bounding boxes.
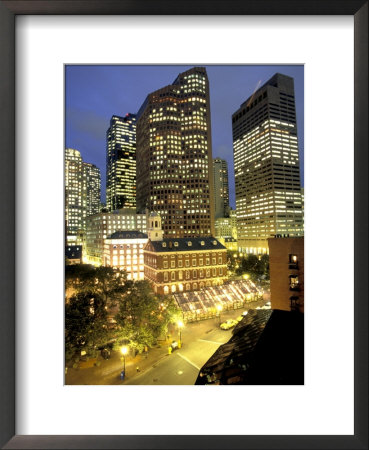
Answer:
[120,346,128,373]
[216,304,223,324]
[243,274,249,280]
[177,320,184,348]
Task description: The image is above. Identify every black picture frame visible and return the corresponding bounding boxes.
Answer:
[0,1,367,449]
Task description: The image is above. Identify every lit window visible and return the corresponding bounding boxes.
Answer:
[289,275,299,290]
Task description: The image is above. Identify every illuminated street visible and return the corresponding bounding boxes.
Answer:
[65,301,267,385]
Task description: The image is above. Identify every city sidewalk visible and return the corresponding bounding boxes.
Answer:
[65,299,267,385]
[65,336,175,385]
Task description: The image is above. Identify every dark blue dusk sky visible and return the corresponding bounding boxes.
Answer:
[65,65,304,208]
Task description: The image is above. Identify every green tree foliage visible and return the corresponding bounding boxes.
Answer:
[65,291,109,361]
[114,280,182,353]
[234,254,270,279]
[65,264,128,308]
[227,251,238,271]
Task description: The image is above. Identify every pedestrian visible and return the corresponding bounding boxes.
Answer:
[136,366,140,373]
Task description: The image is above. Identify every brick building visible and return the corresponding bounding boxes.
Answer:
[144,213,227,294]
[268,236,304,312]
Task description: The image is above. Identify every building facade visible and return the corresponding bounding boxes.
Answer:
[232,73,303,254]
[213,157,229,219]
[65,148,86,244]
[103,231,148,281]
[218,237,238,252]
[136,67,215,238]
[144,237,228,295]
[214,209,237,240]
[268,236,304,312]
[85,209,147,265]
[65,245,82,265]
[83,162,101,217]
[106,114,137,212]
[144,213,226,294]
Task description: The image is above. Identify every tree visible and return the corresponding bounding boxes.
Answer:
[113,280,181,353]
[235,254,270,280]
[65,264,128,308]
[227,250,239,272]
[65,291,110,362]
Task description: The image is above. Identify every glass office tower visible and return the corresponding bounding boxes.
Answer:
[232,73,303,254]
[136,67,215,238]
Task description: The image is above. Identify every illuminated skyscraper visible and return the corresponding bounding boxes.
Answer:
[106,114,136,212]
[136,67,214,238]
[213,157,229,219]
[65,148,85,244]
[83,162,101,217]
[232,73,303,254]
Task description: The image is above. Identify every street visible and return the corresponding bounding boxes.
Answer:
[66,299,268,385]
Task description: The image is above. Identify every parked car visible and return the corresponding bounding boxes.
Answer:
[170,341,179,350]
[220,319,238,330]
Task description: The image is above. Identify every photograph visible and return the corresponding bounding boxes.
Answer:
[65,64,304,386]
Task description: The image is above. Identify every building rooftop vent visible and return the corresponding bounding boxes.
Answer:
[162,242,167,247]
[174,242,179,247]
[200,241,205,246]
[187,241,192,247]
[212,240,218,245]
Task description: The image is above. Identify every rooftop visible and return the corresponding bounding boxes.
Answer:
[195,309,304,385]
[147,237,226,253]
[106,230,148,240]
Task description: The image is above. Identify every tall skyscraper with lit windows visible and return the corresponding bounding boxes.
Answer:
[65,149,102,245]
[106,114,136,212]
[136,67,215,238]
[213,157,230,219]
[232,73,303,254]
[83,162,101,217]
[65,148,86,244]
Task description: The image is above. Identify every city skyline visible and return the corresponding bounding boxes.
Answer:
[65,65,304,208]
[64,65,305,386]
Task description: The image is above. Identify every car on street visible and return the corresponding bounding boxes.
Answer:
[170,340,179,350]
[261,304,271,309]
[220,319,238,330]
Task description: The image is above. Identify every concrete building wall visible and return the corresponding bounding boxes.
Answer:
[232,73,304,255]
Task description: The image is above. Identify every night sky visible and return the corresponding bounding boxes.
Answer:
[65,65,304,208]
